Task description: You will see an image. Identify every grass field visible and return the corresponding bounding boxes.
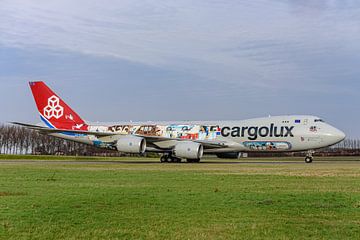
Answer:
[0,156,360,239]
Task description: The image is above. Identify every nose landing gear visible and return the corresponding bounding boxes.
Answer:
[305,156,313,163]
[305,150,314,163]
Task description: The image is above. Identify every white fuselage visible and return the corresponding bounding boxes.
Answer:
[51,115,345,154]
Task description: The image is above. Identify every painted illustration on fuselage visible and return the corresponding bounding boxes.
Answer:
[108,125,134,134]
[102,124,221,140]
[243,141,292,151]
[165,125,197,139]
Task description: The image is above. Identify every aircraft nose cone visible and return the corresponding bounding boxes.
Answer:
[327,128,346,144]
[335,129,346,142]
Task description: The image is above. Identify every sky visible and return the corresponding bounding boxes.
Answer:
[0,0,359,137]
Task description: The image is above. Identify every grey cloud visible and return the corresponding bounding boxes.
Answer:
[0,0,359,137]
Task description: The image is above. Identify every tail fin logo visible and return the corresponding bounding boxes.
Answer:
[43,96,64,119]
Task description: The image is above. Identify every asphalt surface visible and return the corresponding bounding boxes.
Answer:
[0,160,359,165]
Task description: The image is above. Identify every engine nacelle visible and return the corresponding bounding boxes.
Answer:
[216,152,242,159]
[116,136,146,154]
[174,141,203,159]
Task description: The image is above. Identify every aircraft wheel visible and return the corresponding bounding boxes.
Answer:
[305,156,313,163]
[160,155,168,163]
[187,159,200,163]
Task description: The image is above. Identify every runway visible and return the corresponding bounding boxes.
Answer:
[0,159,359,165]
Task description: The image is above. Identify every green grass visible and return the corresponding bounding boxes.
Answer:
[0,154,146,161]
[0,154,359,162]
[0,158,359,239]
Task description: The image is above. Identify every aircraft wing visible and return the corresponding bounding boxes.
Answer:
[11,122,229,149]
[137,135,228,149]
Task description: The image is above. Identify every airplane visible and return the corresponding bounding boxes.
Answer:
[12,81,346,163]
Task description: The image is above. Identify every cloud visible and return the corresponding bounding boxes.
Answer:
[1,0,360,93]
[1,0,360,137]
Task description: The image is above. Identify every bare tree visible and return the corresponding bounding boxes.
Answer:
[0,124,358,157]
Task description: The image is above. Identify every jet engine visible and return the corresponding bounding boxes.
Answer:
[116,136,146,154]
[174,141,203,159]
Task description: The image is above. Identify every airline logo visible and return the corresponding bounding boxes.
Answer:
[221,124,294,140]
[43,96,64,119]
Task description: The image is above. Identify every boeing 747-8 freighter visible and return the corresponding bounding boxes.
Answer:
[12,82,346,163]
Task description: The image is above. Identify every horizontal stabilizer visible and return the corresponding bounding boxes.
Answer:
[10,122,118,137]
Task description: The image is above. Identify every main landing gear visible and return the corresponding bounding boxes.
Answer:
[160,154,201,163]
[160,154,182,163]
[186,159,200,163]
[305,150,314,163]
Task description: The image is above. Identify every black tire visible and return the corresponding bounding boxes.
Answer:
[305,156,313,163]
[187,158,200,163]
[166,155,172,163]
[160,156,167,163]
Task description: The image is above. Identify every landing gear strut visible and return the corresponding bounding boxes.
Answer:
[305,151,314,163]
[160,154,182,163]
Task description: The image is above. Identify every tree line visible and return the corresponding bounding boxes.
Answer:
[333,138,360,150]
[0,124,122,156]
[0,124,359,156]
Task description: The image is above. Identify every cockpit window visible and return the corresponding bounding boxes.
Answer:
[314,119,325,123]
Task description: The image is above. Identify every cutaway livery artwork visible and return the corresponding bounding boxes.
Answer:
[243,141,292,151]
[93,124,221,140]
[12,82,346,163]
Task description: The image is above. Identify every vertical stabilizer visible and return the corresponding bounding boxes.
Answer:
[29,81,88,130]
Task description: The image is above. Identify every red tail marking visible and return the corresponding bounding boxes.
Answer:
[29,81,88,130]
